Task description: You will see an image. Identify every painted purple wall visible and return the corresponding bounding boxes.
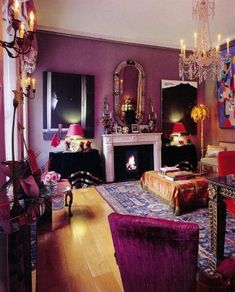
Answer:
[29,31,203,167]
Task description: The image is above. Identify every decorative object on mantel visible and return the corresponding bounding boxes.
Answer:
[100,96,114,134]
[65,124,84,152]
[113,59,145,127]
[191,104,209,158]
[179,0,231,83]
[148,97,157,133]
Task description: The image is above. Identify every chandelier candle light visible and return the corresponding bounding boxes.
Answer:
[179,0,230,83]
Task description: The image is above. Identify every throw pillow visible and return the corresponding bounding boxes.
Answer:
[205,145,226,157]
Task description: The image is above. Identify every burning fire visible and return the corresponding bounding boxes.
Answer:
[126,155,137,170]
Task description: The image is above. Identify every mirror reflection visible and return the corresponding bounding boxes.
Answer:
[114,59,145,127]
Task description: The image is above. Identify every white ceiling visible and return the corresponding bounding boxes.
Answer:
[34,0,235,49]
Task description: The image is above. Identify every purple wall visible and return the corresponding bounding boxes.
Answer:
[30,31,204,167]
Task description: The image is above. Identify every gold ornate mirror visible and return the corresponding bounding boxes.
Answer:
[114,59,145,126]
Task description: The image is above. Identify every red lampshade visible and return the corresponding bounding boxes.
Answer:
[172,122,187,134]
[66,124,84,137]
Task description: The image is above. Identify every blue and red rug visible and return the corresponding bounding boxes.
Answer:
[96,180,235,272]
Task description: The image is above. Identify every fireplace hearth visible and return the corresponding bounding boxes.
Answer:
[102,133,162,182]
[114,145,153,181]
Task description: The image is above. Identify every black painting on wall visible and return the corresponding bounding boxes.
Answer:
[43,71,95,140]
[161,80,197,135]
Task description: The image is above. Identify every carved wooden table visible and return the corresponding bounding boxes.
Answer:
[207,175,235,265]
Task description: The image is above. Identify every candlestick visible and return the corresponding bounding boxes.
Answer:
[32,78,36,90]
[19,23,24,39]
[13,0,20,20]
[29,11,35,32]
[180,39,183,54]
[194,32,197,49]
[226,38,230,55]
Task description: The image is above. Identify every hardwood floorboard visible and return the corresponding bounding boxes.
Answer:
[37,187,123,292]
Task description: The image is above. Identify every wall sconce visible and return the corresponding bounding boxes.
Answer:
[65,124,84,152]
[0,1,35,58]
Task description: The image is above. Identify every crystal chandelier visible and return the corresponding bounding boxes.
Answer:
[179,0,230,84]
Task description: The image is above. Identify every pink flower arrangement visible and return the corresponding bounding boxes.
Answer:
[41,171,61,185]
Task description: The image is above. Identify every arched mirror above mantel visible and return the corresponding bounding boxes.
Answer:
[114,59,145,127]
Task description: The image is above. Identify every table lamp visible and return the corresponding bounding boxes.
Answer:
[66,124,84,152]
[170,122,188,146]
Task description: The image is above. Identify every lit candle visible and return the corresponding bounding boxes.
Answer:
[29,11,35,31]
[26,77,31,88]
[19,23,24,38]
[32,78,36,90]
[180,39,184,54]
[194,32,197,49]
[183,44,186,57]
[13,0,20,20]
[226,38,230,55]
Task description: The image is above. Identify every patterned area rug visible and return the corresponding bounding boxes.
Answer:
[96,180,235,272]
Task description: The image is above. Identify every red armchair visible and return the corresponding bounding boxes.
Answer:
[108,212,199,292]
[218,150,235,214]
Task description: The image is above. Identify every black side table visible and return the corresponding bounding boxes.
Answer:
[162,144,198,170]
[49,149,102,179]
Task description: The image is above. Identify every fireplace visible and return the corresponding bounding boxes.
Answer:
[102,133,162,182]
[114,145,154,181]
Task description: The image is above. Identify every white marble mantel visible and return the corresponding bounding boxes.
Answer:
[102,133,162,182]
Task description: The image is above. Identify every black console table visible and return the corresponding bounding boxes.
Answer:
[162,144,198,170]
[49,150,102,179]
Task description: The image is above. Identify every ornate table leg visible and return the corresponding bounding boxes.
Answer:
[208,183,226,264]
[65,190,73,217]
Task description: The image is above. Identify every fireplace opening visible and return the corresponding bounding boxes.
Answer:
[114,144,153,181]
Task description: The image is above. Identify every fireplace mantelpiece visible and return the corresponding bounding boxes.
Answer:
[102,133,162,182]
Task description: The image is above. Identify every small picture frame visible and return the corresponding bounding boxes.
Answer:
[116,126,122,134]
[139,124,150,133]
[131,124,139,133]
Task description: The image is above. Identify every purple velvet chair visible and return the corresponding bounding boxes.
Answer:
[108,212,199,292]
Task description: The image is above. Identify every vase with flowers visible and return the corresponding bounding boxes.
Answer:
[41,171,61,190]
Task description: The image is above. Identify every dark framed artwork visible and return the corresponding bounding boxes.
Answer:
[43,71,95,140]
[217,53,235,129]
[161,80,197,135]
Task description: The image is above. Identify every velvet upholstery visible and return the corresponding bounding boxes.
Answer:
[108,213,199,292]
[218,151,235,214]
[197,258,235,291]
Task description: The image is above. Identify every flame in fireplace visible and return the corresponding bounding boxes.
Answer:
[126,155,137,171]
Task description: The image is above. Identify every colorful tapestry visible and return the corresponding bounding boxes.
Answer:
[217,54,235,128]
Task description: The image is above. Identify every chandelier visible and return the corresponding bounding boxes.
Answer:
[179,0,230,84]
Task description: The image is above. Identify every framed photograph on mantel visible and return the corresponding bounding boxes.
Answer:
[161,80,197,135]
[131,124,139,133]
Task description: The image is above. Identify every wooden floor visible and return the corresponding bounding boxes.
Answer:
[37,187,123,292]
